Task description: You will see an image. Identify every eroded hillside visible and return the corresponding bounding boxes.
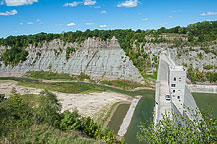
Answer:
[0,37,144,82]
[0,21,216,84]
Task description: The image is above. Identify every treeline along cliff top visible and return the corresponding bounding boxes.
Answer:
[0,21,216,83]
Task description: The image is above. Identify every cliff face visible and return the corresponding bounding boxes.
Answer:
[142,43,217,72]
[0,36,144,82]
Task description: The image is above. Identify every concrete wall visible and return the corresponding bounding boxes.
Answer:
[169,67,186,114]
[188,84,217,94]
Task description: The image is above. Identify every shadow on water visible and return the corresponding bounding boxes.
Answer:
[108,104,130,134]
[124,91,155,144]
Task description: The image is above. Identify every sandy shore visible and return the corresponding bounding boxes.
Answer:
[0,80,131,118]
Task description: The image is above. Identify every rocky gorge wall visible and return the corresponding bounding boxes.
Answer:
[0,37,144,82]
[142,43,217,73]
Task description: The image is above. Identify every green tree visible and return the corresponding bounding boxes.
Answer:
[0,91,33,137]
[137,109,217,143]
[34,90,61,126]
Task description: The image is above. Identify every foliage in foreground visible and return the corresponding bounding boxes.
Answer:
[0,90,120,143]
[0,124,99,144]
[137,110,217,144]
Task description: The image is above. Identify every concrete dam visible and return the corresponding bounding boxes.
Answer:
[154,51,202,123]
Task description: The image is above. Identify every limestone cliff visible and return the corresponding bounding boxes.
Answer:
[0,36,144,82]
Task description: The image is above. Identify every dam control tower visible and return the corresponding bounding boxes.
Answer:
[154,51,202,124]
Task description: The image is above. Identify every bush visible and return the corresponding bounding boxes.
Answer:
[0,90,119,143]
[34,90,61,126]
[0,91,33,137]
[137,109,217,143]
[66,46,76,60]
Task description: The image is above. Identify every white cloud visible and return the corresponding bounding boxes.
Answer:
[4,0,38,6]
[200,12,217,16]
[168,16,173,18]
[94,6,100,8]
[117,0,138,8]
[64,0,97,7]
[0,9,17,16]
[64,1,81,7]
[27,22,33,24]
[86,22,95,25]
[84,0,96,5]
[99,24,107,28]
[159,23,169,26]
[36,19,40,22]
[19,22,23,25]
[67,22,76,26]
[56,24,64,27]
[142,18,148,21]
[100,10,107,14]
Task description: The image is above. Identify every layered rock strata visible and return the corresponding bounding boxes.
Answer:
[0,37,144,82]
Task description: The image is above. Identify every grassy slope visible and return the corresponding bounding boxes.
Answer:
[18,82,106,94]
[0,124,101,144]
[18,80,154,97]
[101,80,144,90]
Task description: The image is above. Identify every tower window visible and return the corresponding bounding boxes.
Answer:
[177,96,181,100]
[179,77,182,81]
[171,84,176,87]
[174,77,176,81]
[173,90,175,93]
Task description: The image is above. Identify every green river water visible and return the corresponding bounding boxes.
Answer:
[109,91,217,144]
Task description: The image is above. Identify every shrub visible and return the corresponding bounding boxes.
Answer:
[0,91,33,137]
[66,46,76,60]
[137,109,217,143]
[34,90,61,126]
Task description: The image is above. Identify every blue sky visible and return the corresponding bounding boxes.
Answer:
[0,0,217,38]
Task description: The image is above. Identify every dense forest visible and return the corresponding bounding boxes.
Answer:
[0,21,216,82]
